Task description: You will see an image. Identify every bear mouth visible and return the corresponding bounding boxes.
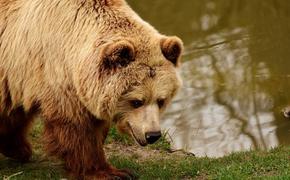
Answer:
[127,122,148,146]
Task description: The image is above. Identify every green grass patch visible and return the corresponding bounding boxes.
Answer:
[0,156,64,180]
[109,146,290,179]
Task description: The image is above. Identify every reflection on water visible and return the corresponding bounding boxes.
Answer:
[127,0,290,157]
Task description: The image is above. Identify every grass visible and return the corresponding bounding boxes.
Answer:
[0,122,289,179]
[109,147,290,179]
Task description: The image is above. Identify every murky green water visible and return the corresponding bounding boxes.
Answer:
[127,0,290,157]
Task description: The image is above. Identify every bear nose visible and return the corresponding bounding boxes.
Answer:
[145,131,161,144]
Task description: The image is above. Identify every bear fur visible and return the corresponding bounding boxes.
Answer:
[0,0,183,179]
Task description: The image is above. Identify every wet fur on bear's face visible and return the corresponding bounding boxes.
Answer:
[106,37,183,146]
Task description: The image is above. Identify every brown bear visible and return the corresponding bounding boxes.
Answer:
[0,0,183,179]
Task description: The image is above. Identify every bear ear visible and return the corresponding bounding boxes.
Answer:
[160,36,183,67]
[102,41,135,69]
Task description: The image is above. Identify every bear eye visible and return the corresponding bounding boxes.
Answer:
[130,100,144,109]
[157,99,165,108]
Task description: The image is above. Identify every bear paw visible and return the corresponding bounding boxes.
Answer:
[86,167,136,180]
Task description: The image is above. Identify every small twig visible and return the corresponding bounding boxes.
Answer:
[169,149,195,156]
[3,172,23,180]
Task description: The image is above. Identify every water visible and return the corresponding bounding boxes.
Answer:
[127,0,290,157]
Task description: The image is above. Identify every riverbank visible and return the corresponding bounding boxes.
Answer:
[0,123,289,179]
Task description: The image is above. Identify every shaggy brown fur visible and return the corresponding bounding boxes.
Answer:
[0,0,183,179]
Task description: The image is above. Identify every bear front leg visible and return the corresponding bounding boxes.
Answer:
[43,117,133,180]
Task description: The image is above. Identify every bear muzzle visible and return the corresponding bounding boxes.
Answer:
[145,131,161,144]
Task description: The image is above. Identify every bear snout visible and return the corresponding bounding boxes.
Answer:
[145,131,161,144]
